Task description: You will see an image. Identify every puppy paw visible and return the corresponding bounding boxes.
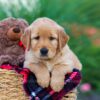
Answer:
[62,98,76,100]
[50,77,64,92]
[37,73,50,88]
[62,89,77,100]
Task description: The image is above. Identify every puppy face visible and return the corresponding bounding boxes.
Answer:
[21,18,69,60]
[31,25,58,60]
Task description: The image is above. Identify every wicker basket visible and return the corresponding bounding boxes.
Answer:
[0,69,29,100]
[0,68,77,100]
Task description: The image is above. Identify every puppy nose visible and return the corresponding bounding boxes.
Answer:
[13,27,20,33]
[40,48,48,56]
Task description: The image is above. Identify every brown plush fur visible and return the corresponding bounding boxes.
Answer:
[0,17,28,66]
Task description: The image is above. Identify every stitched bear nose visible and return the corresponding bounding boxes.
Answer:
[13,27,20,33]
[40,48,48,56]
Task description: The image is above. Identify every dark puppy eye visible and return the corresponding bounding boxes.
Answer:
[49,37,56,41]
[33,36,40,40]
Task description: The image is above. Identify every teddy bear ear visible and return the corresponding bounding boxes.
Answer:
[21,28,31,51]
[18,18,29,28]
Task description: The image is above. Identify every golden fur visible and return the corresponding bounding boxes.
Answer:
[21,18,82,93]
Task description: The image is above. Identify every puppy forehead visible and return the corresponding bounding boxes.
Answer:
[32,18,58,27]
[31,25,58,38]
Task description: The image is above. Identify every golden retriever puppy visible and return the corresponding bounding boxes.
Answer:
[21,17,82,92]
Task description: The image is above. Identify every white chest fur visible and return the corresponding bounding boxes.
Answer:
[45,62,53,72]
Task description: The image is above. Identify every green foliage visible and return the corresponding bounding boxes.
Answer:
[0,0,100,27]
[0,0,100,91]
[69,34,100,91]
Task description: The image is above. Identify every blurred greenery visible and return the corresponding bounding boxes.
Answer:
[0,0,100,92]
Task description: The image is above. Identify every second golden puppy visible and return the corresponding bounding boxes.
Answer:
[21,17,82,92]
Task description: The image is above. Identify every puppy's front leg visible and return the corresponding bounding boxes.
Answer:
[29,63,50,88]
[51,64,73,92]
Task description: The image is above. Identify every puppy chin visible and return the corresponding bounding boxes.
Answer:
[38,55,55,60]
[33,53,48,60]
[40,54,55,60]
[40,56,50,60]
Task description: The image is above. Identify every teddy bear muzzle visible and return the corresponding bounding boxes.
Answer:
[7,27,23,41]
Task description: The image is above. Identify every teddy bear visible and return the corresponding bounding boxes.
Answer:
[0,17,28,66]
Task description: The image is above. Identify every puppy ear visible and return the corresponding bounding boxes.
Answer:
[21,28,31,51]
[58,29,69,51]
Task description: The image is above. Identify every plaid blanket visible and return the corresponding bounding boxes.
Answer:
[0,64,81,100]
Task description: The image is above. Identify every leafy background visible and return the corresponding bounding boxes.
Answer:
[0,0,100,99]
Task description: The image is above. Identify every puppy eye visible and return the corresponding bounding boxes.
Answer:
[49,37,56,41]
[33,36,40,40]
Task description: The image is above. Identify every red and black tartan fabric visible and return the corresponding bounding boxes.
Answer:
[0,64,82,100]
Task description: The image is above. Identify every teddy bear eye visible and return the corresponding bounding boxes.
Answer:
[49,36,56,41]
[33,36,40,40]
